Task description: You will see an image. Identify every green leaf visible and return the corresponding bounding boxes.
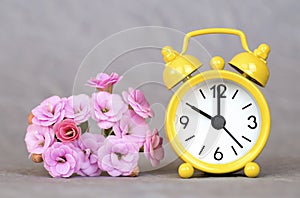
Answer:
[103,128,114,137]
[79,121,89,134]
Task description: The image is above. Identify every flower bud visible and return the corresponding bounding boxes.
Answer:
[28,112,34,124]
[129,166,139,177]
[31,153,43,163]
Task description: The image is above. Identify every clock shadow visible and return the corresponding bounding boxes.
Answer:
[192,170,245,178]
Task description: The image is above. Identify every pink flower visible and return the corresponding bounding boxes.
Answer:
[122,87,153,119]
[25,124,55,155]
[42,142,80,178]
[98,136,139,177]
[143,129,164,167]
[91,92,127,129]
[73,133,105,176]
[53,119,81,143]
[113,110,150,148]
[65,94,91,125]
[86,72,122,90]
[32,96,66,126]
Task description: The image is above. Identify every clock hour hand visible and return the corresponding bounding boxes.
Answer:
[186,103,212,120]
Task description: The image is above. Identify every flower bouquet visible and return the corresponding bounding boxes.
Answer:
[25,72,164,178]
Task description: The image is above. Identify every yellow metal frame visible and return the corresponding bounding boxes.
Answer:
[180,28,251,54]
[165,70,271,174]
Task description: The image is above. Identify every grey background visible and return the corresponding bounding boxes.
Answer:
[1,0,300,197]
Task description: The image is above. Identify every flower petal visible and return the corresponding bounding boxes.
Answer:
[56,162,71,175]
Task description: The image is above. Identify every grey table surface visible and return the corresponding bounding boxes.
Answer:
[1,0,300,197]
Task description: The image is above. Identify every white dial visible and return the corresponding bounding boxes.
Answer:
[175,79,261,164]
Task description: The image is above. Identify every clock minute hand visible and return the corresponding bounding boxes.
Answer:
[217,86,221,116]
[186,103,212,120]
[217,84,226,116]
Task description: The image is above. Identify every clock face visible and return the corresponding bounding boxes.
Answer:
[175,78,261,164]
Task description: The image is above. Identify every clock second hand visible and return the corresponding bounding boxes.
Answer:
[223,126,243,148]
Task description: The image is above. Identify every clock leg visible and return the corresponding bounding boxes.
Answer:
[244,162,260,178]
[178,163,194,178]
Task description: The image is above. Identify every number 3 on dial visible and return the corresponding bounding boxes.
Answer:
[248,115,257,129]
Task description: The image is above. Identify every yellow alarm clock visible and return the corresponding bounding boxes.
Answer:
[162,28,271,178]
